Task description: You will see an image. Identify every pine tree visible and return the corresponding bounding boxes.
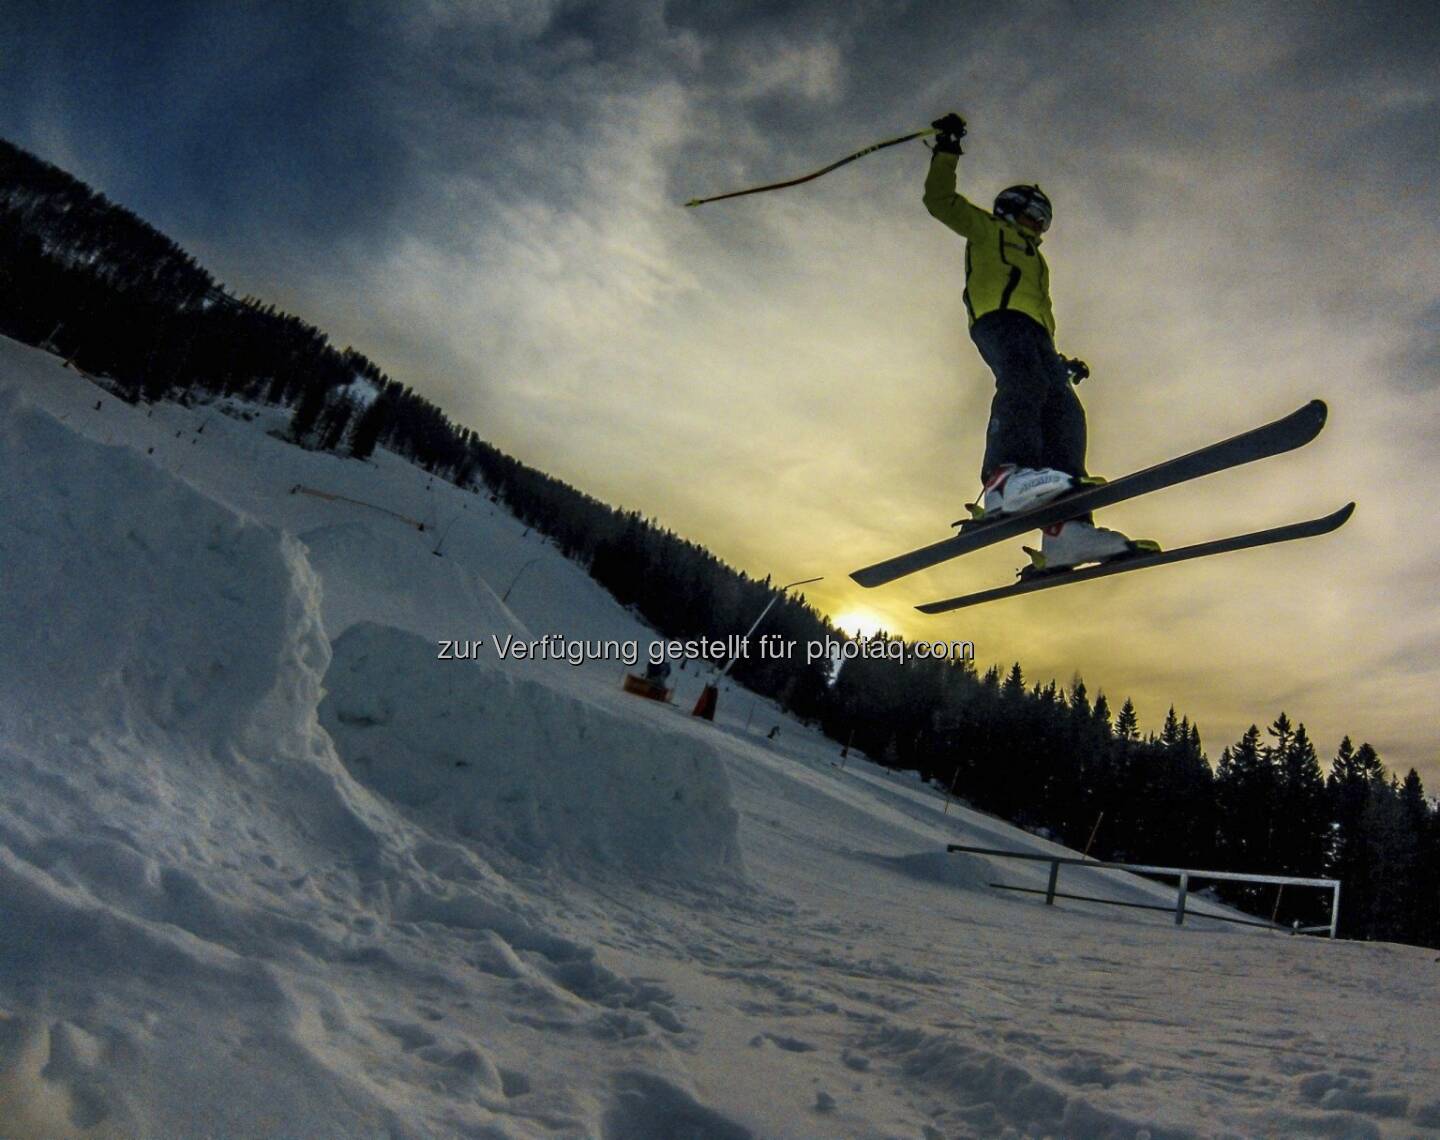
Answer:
[1361,777,1416,942]
[1327,738,1384,937]
[1002,662,1026,699]
[1398,770,1435,943]
[1161,706,1182,747]
[316,395,356,452]
[1092,692,1112,735]
[1266,720,1328,925]
[1115,699,1139,742]
[288,382,329,444]
[348,391,392,459]
[1422,789,1440,948]
[1214,724,1276,901]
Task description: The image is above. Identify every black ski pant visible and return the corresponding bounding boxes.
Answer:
[969,310,1087,482]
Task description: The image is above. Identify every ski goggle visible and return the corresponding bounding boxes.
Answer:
[996,188,1052,233]
[1016,201,1051,233]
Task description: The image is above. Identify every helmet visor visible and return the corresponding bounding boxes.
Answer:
[996,187,1052,233]
[1016,199,1051,233]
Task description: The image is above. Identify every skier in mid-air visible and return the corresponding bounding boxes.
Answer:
[680,116,1348,599]
[923,112,1146,570]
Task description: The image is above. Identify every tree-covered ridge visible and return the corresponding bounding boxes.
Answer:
[2,136,1434,947]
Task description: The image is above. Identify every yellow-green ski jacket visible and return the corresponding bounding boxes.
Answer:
[923,150,1055,338]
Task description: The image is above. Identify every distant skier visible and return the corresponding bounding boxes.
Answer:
[923,112,1145,569]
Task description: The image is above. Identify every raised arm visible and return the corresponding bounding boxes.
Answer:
[924,150,992,241]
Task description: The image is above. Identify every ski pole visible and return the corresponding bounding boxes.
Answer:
[683,127,938,208]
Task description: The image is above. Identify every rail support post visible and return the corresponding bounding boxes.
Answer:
[1045,861,1060,906]
[1175,872,1189,926]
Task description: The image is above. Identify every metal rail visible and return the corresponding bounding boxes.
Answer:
[949,844,1341,938]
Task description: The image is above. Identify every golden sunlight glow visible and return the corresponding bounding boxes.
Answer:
[832,609,889,639]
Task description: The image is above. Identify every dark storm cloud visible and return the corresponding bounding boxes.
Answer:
[4,1,1434,241]
[0,1,413,254]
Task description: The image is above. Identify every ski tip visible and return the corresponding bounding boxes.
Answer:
[1310,501,1355,532]
[1266,398,1329,449]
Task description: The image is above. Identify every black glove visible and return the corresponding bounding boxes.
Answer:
[930,113,966,155]
[1063,356,1090,385]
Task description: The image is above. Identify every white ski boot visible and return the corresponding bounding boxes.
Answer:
[976,465,1075,520]
[1026,519,1159,572]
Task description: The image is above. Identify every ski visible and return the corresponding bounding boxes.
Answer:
[850,400,1328,588]
[915,502,1354,614]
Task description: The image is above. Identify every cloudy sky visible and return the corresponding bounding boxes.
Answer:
[4,1,1438,781]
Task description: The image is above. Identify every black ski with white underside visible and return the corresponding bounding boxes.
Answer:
[914,502,1354,614]
[851,400,1328,588]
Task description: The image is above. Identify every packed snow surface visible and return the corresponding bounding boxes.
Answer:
[0,334,1436,1138]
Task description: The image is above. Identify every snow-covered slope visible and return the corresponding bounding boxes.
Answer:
[1,335,1436,1138]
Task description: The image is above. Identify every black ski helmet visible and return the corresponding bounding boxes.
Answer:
[993,184,1052,233]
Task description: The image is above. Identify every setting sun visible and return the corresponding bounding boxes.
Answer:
[832,609,889,639]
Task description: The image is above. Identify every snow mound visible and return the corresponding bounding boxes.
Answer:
[602,1070,755,1138]
[320,622,745,881]
[0,389,434,1133]
[864,849,996,890]
[0,377,732,1137]
[0,387,328,757]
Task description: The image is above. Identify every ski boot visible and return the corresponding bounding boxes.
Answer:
[963,465,1077,524]
[1021,519,1161,576]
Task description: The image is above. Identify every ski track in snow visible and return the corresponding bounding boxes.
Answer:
[0,335,1436,1138]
